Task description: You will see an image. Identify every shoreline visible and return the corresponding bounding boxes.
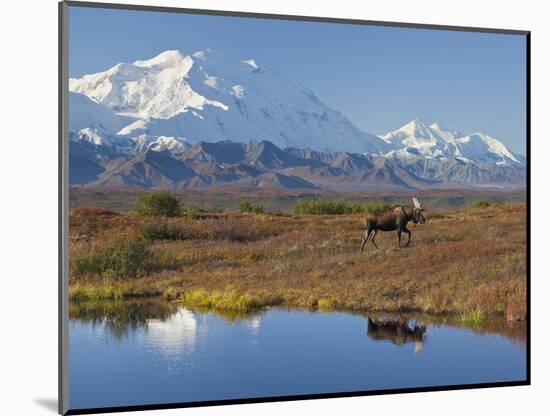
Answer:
[68,287,525,323]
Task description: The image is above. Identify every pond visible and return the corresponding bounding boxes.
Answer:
[69,299,526,410]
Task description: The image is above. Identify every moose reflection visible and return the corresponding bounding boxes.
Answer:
[367,317,427,353]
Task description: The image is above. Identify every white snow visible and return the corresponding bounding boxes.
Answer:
[117,118,148,136]
[191,111,204,120]
[241,59,258,69]
[148,136,189,153]
[69,50,227,119]
[70,49,389,154]
[380,119,523,166]
[69,91,122,134]
[203,75,218,88]
[133,50,185,68]
[231,85,245,98]
[129,134,189,154]
[76,128,104,145]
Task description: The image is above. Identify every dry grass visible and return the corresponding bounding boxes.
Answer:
[69,204,527,321]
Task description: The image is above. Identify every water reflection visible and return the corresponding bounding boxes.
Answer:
[367,317,427,353]
[69,299,179,338]
[69,299,527,410]
[246,316,262,334]
[69,299,526,348]
[146,308,198,357]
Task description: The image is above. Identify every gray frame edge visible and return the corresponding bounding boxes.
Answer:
[63,0,530,35]
[59,1,70,415]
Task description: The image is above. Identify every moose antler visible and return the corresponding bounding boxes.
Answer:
[412,197,423,210]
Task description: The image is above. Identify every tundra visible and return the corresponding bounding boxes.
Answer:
[360,198,426,251]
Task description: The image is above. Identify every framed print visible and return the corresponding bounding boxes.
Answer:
[59,1,530,414]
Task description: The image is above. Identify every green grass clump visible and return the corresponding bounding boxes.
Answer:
[472,200,491,208]
[162,287,181,301]
[184,204,201,219]
[239,200,265,214]
[292,199,391,215]
[70,238,149,279]
[134,191,181,217]
[179,290,262,312]
[69,285,124,301]
[140,220,182,240]
[461,309,485,328]
[317,298,334,311]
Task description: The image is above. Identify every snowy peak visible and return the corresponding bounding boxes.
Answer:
[428,122,465,143]
[400,119,432,137]
[69,49,390,154]
[380,119,523,167]
[383,119,465,144]
[430,122,462,135]
[457,132,520,164]
[69,49,226,120]
[381,119,440,154]
[133,49,186,68]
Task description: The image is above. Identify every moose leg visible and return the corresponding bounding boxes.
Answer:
[397,229,401,247]
[360,230,371,252]
[371,230,379,249]
[404,227,411,246]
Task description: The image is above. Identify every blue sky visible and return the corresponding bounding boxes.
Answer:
[69,6,527,154]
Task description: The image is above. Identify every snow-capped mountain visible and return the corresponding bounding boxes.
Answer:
[381,119,523,167]
[67,50,526,190]
[69,49,389,154]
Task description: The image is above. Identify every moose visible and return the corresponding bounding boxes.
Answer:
[360,198,426,251]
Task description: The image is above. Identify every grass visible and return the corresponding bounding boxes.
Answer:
[139,220,183,240]
[69,203,527,321]
[461,309,485,328]
[69,284,125,301]
[239,200,265,214]
[133,190,181,217]
[317,298,334,311]
[70,238,149,279]
[69,187,527,213]
[472,200,491,208]
[292,198,391,215]
[178,289,269,312]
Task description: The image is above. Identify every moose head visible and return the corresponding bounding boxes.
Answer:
[412,197,426,224]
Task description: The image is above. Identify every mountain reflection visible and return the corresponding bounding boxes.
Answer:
[246,316,262,334]
[145,308,198,357]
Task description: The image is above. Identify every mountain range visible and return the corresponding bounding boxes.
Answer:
[67,49,526,190]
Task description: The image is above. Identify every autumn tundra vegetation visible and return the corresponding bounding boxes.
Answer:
[68,190,527,323]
